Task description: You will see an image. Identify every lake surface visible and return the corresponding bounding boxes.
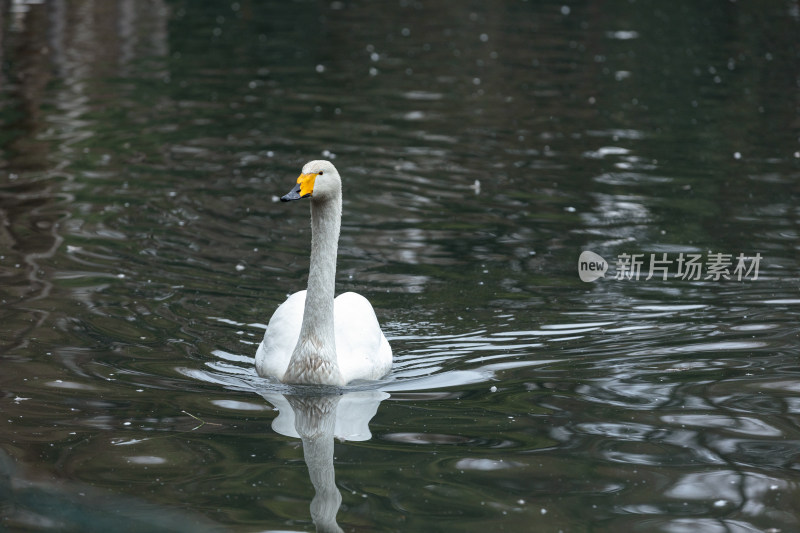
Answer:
[1,1,799,531]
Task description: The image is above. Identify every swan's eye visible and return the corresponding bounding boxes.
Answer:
[318,171,324,175]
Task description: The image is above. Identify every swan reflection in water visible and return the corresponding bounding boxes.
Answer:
[258,388,389,533]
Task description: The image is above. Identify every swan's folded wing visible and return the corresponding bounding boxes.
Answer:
[255,291,306,379]
[334,292,393,382]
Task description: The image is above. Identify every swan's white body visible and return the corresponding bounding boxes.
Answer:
[255,290,392,384]
[255,160,392,386]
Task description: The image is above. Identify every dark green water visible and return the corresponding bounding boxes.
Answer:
[1,1,799,531]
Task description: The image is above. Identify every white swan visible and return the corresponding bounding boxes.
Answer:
[255,160,392,386]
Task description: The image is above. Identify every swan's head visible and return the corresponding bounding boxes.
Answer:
[281,160,341,202]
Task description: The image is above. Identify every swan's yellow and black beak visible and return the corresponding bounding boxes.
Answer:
[281,172,317,202]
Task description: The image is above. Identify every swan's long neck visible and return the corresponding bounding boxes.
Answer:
[284,191,343,385]
[306,195,341,338]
